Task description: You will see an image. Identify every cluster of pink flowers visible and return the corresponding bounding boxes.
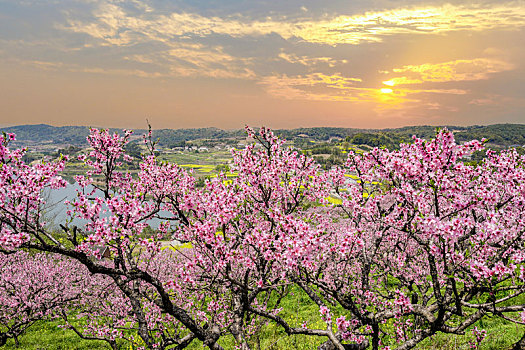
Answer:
[468,326,487,349]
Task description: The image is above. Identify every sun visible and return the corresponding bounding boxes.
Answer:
[380,88,393,94]
[382,80,395,86]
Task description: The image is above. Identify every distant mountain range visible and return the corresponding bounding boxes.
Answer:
[2,123,525,149]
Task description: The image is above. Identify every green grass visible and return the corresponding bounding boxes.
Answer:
[4,306,524,349]
[418,317,524,349]
[2,320,110,349]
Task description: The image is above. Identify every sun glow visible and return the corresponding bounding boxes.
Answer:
[382,80,395,86]
[380,88,393,94]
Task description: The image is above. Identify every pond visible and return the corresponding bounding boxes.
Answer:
[42,182,176,230]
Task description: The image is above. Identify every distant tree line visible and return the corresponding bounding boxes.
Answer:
[3,123,525,150]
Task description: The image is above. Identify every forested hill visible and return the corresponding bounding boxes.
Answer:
[2,124,92,146]
[1,124,244,147]
[342,124,525,150]
[2,123,525,148]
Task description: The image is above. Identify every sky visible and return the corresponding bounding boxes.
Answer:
[0,0,524,129]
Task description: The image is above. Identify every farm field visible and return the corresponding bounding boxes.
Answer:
[57,148,235,182]
[158,150,233,177]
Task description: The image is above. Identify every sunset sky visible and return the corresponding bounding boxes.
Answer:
[1,0,524,129]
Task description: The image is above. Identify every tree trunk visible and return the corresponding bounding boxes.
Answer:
[230,297,251,350]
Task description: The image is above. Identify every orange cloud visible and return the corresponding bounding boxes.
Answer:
[391,58,514,83]
[277,52,347,68]
[258,73,366,101]
[293,4,525,45]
